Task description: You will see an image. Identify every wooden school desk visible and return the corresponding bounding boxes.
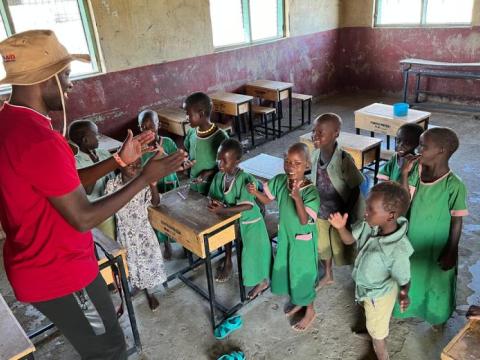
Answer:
[442,318,480,360]
[148,188,244,331]
[154,107,191,137]
[299,131,382,183]
[0,294,35,360]
[97,134,122,153]
[239,153,284,181]
[28,228,142,356]
[210,92,254,145]
[245,80,294,136]
[354,103,430,149]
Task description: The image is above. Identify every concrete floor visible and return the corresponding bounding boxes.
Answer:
[1,93,479,360]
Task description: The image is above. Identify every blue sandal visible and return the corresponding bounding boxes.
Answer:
[217,351,245,360]
[214,315,243,340]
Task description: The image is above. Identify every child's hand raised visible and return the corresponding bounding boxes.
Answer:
[401,154,420,175]
[246,182,257,195]
[328,212,348,229]
[398,289,410,312]
[289,179,302,201]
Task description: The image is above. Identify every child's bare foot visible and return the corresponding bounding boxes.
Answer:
[215,259,233,283]
[145,291,160,312]
[467,305,480,320]
[316,275,334,290]
[247,280,269,300]
[292,305,316,332]
[284,304,303,317]
[163,241,173,260]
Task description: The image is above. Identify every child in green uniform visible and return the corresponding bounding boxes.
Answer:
[68,120,116,240]
[378,123,423,197]
[138,109,179,260]
[394,127,468,325]
[208,139,271,297]
[248,143,320,332]
[310,113,364,289]
[183,92,229,196]
[329,182,413,360]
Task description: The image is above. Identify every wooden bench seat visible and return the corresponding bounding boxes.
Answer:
[292,93,312,124]
[252,105,276,115]
[292,93,312,101]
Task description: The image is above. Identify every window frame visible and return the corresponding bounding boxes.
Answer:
[212,0,285,51]
[0,0,102,82]
[374,0,474,28]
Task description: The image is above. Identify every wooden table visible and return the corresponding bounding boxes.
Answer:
[0,294,35,360]
[154,107,191,137]
[299,131,383,183]
[28,228,142,356]
[98,134,122,153]
[245,80,294,136]
[210,92,254,145]
[442,319,480,360]
[355,103,430,150]
[239,153,284,181]
[148,188,244,331]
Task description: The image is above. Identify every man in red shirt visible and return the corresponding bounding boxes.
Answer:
[0,30,189,359]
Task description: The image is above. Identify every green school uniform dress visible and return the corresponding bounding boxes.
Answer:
[265,174,320,306]
[184,127,229,195]
[209,169,271,286]
[142,136,180,244]
[378,153,420,195]
[351,217,413,302]
[141,136,180,193]
[394,171,468,325]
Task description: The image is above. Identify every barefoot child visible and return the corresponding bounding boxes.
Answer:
[310,113,364,289]
[378,123,423,196]
[248,143,320,331]
[208,139,271,296]
[394,127,468,325]
[184,92,229,196]
[138,109,179,260]
[68,120,116,239]
[329,182,413,360]
[105,159,167,311]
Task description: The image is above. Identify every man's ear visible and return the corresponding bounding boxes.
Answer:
[388,211,396,222]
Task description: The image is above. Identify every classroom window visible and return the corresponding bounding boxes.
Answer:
[0,0,100,80]
[209,0,284,48]
[375,0,474,26]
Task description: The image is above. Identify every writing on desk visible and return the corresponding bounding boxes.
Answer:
[370,121,391,132]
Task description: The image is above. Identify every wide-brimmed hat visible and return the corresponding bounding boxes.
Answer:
[0,29,90,85]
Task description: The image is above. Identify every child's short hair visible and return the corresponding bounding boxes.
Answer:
[313,113,342,130]
[398,123,424,145]
[219,138,242,160]
[68,120,96,146]
[287,142,311,163]
[138,109,159,128]
[183,92,213,117]
[424,127,459,157]
[370,181,410,216]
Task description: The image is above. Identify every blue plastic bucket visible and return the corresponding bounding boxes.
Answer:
[393,102,409,117]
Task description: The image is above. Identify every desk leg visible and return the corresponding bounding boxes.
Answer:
[386,135,390,150]
[402,66,411,103]
[356,128,360,135]
[203,234,217,331]
[288,89,293,131]
[424,117,429,130]
[374,145,381,184]
[117,257,142,353]
[234,223,246,302]
[234,115,242,142]
[370,131,374,137]
[248,104,255,148]
[415,73,421,103]
[308,99,311,125]
[272,111,277,139]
